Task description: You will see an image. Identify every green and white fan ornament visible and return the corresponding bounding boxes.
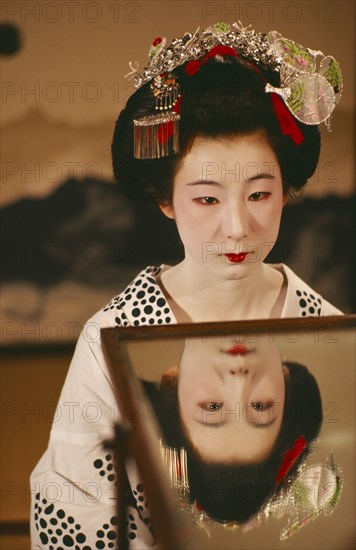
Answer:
[265,30,343,130]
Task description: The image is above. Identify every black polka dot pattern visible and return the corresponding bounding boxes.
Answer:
[94,517,119,548]
[104,266,333,324]
[125,507,154,544]
[34,493,90,549]
[296,290,322,317]
[34,468,152,546]
[93,454,116,483]
[34,492,142,549]
[131,483,151,527]
[34,268,171,549]
[102,267,175,328]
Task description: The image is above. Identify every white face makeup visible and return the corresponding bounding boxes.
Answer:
[160,132,285,282]
[178,337,286,462]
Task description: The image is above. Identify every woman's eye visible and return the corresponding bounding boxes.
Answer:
[199,402,223,411]
[250,402,273,412]
[248,192,271,201]
[195,196,219,205]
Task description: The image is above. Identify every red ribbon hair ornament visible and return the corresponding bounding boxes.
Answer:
[185,45,304,146]
[276,435,307,485]
[185,45,237,75]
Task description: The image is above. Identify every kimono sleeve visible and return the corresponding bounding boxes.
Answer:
[30,315,156,549]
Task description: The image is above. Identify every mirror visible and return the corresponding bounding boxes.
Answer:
[101,316,355,549]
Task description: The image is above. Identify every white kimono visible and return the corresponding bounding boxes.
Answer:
[30,264,342,549]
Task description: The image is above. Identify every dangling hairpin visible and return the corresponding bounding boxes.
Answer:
[159,440,189,500]
[129,22,342,158]
[133,38,181,159]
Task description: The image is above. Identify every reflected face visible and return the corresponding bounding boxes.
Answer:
[161,132,285,280]
[178,337,286,462]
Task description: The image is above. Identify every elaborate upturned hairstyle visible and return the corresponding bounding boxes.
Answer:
[143,361,322,523]
[112,56,321,204]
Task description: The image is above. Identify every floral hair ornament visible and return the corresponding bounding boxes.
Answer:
[128,22,342,159]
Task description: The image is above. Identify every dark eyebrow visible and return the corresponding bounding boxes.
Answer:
[186,173,275,186]
[249,417,278,429]
[247,173,275,182]
[194,416,278,429]
[186,180,222,187]
[194,418,225,428]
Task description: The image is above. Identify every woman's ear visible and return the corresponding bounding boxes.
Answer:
[159,201,175,220]
[282,194,288,207]
[282,364,290,380]
[161,365,178,389]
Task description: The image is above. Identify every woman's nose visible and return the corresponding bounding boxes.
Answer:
[229,366,249,375]
[222,201,248,240]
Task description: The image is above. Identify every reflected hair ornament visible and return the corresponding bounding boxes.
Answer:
[159,439,343,541]
[159,440,189,499]
[276,435,307,485]
[126,21,342,159]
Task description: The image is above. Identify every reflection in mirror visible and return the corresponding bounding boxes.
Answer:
[141,336,324,526]
[102,318,355,548]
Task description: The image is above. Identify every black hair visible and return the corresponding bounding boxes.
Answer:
[142,361,322,523]
[112,56,321,204]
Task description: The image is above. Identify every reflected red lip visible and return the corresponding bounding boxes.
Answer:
[225,253,249,263]
[227,344,249,355]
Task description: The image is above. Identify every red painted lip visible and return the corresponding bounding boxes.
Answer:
[225,252,249,263]
[227,344,249,355]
